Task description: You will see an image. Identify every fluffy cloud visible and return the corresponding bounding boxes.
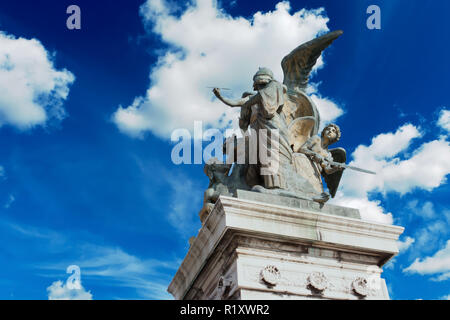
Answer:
[311,94,344,129]
[397,236,415,252]
[403,240,450,281]
[384,236,415,270]
[437,109,450,132]
[381,139,450,194]
[331,195,393,224]
[330,124,450,224]
[113,0,342,139]
[47,280,93,300]
[307,83,344,129]
[0,31,75,130]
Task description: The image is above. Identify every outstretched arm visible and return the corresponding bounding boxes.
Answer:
[213,88,253,107]
[299,137,324,162]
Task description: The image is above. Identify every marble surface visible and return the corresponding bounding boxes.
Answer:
[237,189,361,219]
[168,195,404,300]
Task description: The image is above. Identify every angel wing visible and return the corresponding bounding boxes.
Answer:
[283,91,320,136]
[281,30,343,93]
[280,30,343,137]
[287,116,316,152]
[323,147,346,198]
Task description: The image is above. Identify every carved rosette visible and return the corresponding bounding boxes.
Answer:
[352,277,369,297]
[307,272,328,291]
[260,265,281,286]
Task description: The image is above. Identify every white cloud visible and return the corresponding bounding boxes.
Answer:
[352,124,421,162]
[406,200,435,219]
[403,240,450,280]
[381,139,450,194]
[41,243,176,300]
[331,194,393,224]
[413,220,447,253]
[398,236,415,252]
[330,124,450,224]
[432,273,450,282]
[0,31,75,130]
[312,95,344,129]
[437,109,450,132]
[113,0,343,139]
[383,236,415,270]
[307,83,344,130]
[47,280,93,300]
[77,245,175,299]
[332,124,422,207]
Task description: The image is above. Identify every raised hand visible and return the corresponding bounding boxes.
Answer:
[212,88,221,99]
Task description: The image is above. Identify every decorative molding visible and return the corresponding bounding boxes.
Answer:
[307,272,328,291]
[352,277,369,297]
[260,265,281,286]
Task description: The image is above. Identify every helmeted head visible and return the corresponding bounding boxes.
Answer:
[253,67,273,90]
[321,123,341,144]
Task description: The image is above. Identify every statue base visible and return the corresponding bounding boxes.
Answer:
[168,191,404,300]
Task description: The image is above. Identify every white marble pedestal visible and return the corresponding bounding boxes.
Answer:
[168,191,404,300]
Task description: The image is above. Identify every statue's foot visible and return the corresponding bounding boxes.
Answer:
[312,192,330,204]
[251,185,266,193]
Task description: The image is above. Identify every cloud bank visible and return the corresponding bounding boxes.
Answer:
[404,240,450,281]
[330,123,450,224]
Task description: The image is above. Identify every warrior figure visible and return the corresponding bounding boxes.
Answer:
[299,123,346,201]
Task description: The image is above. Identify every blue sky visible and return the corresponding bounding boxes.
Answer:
[0,0,449,300]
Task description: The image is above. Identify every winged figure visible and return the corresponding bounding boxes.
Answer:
[207,30,345,213]
[298,124,346,200]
